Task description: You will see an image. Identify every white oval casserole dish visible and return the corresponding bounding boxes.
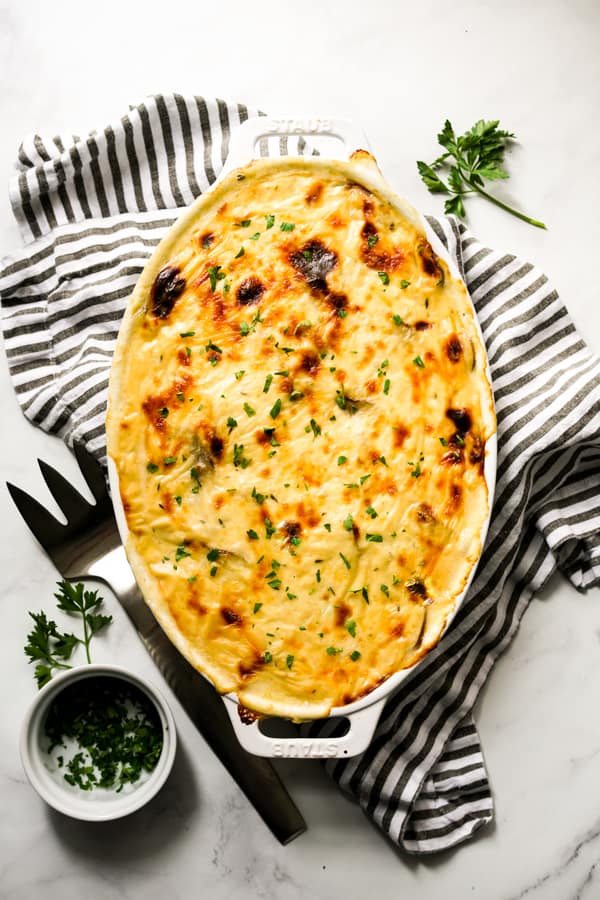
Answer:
[107,117,497,758]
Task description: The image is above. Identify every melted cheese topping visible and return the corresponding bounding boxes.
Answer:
[107,154,495,720]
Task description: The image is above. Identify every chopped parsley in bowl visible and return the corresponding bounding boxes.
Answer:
[20,664,176,821]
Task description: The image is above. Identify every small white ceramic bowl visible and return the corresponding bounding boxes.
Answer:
[20,663,177,821]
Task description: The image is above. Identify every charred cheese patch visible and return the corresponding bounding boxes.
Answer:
[107,154,495,720]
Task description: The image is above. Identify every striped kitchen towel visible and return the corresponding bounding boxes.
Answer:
[2,94,599,854]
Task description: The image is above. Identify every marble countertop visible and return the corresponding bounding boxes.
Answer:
[1,1,600,897]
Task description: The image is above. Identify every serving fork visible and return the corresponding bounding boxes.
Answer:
[7,442,306,844]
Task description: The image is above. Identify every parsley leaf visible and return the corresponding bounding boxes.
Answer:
[417,119,546,228]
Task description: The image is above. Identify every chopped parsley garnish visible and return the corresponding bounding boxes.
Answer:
[243,402,256,417]
[365,533,383,543]
[190,466,202,492]
[159,407,169,418]
[206,341,222,354]
[270,398,282,419]
[439,436,448,446]
[208,265,225,291]
[380,584,389,596]
[250,232,261,241]
[400,279,411,289]
[392,314,404,326]
[227,416,238,432]
[343,514,354,531]
[240,322,250,336]
[233,443,252,469]
[235,246,245,258]
[264,518,276,539]
[337,456,348,466]
[383,378,391,395]
[176,392,185,402]
[280,222,295,232]
[324,523,332,532]
[309,419,321,438]
[413,355,425,368]
[163,456,177,466]
[378,271,390,286]
[265,214,275,229]
[263,651,273,663]
[326,646,342,656]
[366,506,378,518]
[235,370,245,380]
[263,374,273,393]
[339,552,351,570]
[290,536,301,546]
[290,390,304,401]
[345,620,357,638]
[251,486,266,505]
[175,495,182,505]
[209,566,218,577]
[286,654,294,670]
[335,384,346,410]
[180,330,195,337]
[359,474,371,485]
[238,219,251,228]
[247,529,259,540]
[175,544,191,562]
[146,462,159,474]
[43,675,162,791]
[367,234,379,248]
[350,650,361,662]
[253,602,262,614]
[207,548,219,562]
[267,578,282,590]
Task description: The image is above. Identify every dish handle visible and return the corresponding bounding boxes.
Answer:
[220,116,371,178]
[222,696,385,759]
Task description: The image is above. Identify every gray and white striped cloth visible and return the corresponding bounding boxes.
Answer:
[2,94,599,854]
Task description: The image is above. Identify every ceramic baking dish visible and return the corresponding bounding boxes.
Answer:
[107,116,497,759]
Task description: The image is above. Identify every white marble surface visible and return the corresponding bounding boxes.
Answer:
[1,1,600,897]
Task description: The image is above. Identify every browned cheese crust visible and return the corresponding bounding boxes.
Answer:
[106,153,496,720]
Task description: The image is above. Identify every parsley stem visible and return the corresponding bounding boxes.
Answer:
[81,612,91,664]
[466,180,546,229]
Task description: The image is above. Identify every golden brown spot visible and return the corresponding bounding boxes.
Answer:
[328,214,345,228]
[238,703,260,724]
[414,321,430,331]
[238,655,265,680]
[446,407,472,434]
[445,334,463,362]
[217,202,228,215]
[305,181,324,204]
[405,578,428,600]
[150,266,186,319]
[470,435,485,468]
[299,352,320,376]
[295,502,320,529]
[177,348,191,367]
[366,379,377,394]
[392,622,405,637]
[393,424,410,448]
[187,596,207,616]
[446,482,463,514]
[237,277,265,306]
[441,449,464,466]
[161,492,173,514]
[142,375,193,431]
[416,239,443,280]
[221,607,242,625]
[335,601,351,627]
[416,503,435,523]
[213,495,225,510]
[199,231,214,249]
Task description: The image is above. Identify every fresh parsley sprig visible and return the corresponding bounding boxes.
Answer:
[417,119,546,229]
[24,581,112,688]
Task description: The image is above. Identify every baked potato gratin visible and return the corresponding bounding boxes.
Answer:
[107,151,495,721]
